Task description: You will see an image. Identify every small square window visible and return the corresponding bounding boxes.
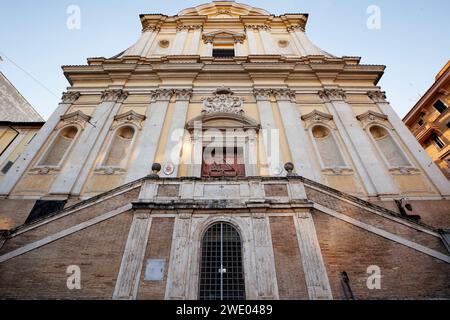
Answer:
[431,133,445,150]
[418,119,424,126]
[433,100,447,114]
[213,49,235,58]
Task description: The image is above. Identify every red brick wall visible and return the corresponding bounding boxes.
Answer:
[305,186,447,254]
[0,187,140,255]
[269,216,309,300]
[137,217,174,300]
[313,210,450,299]
[0,212,132,299]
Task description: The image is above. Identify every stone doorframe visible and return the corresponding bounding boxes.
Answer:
[165,213,279,300]
[186,112,260,178]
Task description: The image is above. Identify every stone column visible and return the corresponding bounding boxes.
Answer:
[294,210,333,300]
[250,212,279,299]
[254,89,283,176]
[188,26,203,55]
[368,91,450,196]
[113,212,152,300]
[274,89,318,180]
[319,89,397,196]
[170,25,189,55]
[189,128,202,177]
[259,26,277,54]
[0,92,80,196]
[50,89,128,195]
[165,212,193,300]
[247,130,258,176]
[235,38,245,56]
[202,39,213,57]
[287,26,307,56]
[125,89,173,182]
[161,89,193,177]
[245,26,258,54]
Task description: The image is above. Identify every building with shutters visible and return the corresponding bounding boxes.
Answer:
[0,2,449,300]
[403,61,450,179]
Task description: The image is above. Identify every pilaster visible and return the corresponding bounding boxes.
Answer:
[126,89,173,182]
[161,89,193,177]
[51,89,128,195]
[368,91,450,196]
[0,91,80,196]
[273,89,318,180]
[319,89,397,196]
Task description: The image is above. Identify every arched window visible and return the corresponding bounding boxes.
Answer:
[311,125,346,168]
[199,222,245,300]
[369,125,410,167]
[103,126,135,167]
[39,126,78,167]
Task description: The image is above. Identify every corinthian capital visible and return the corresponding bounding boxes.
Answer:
[101,89,129,103]
[318,89,347,102]
[286,25,305,32]
[150,89,174,102]
[61,91,80,104]
[367,91,387,103]
[273,89,296,102]
[174,89,193,101]
[253,89,272,101]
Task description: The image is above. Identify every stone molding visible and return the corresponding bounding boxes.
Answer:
[367,90,388,103]
[101,89,129,103]
[301,109,335,130]
[61,91,81,104]
[58,110,91,130]
[272,88,296,102]
[150,89,174,102]
[318,89,347,102]
[356,110,391,130]
[113,110,146,130]
[174,89,193,101]
[201,87,244,115]
[286,24,306,32]
[244,24,271,31]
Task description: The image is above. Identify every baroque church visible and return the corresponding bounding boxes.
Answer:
[0,1,449,300]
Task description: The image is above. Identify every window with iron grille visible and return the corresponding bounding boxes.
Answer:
[199,222,245,300]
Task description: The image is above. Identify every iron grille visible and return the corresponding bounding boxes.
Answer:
[199,222,245,300]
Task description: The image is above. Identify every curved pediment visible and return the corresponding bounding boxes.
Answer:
[186,112,260,131]
[178,1,270,18]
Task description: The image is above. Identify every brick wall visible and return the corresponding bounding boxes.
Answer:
[0,199,36,230]
[305,186,447,254]
[313,210,450,299]
[269,216,309,299]
[0,187,140,255]
[0,212,132,299]
[137,217,174,300]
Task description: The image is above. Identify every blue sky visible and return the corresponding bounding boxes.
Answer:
[0,0,449,119]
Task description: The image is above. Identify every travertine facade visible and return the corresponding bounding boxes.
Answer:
[0,2,449,300]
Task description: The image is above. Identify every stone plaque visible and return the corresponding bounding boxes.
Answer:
[144,259,165,281]
[264,184,289,197]
[157,184,180,197]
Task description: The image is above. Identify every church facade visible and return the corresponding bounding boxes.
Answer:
[0,1,449,300]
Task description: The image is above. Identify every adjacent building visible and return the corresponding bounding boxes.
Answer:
[404,61,450,179]
[0,2,449,300]
[0,71,44,192]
